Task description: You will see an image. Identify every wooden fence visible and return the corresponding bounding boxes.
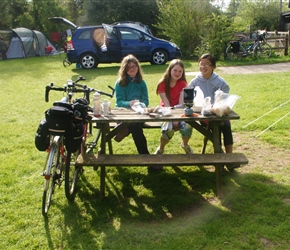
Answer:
[240,29,290,56]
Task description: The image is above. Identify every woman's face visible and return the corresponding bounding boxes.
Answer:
[126,62,138,78]
[199,58,215,79]
[170,64,183,81]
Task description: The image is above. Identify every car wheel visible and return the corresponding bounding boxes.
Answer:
[80,53,98,69]
[151,50,168,65]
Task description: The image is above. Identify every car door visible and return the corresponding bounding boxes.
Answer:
[117,27,151,61]
[102,24,122,61]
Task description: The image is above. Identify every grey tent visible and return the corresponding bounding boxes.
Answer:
[0,27,56,59]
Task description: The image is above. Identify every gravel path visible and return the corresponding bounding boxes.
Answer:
[185,62,290,76]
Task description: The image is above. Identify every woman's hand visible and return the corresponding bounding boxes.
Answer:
[129,99,139,107]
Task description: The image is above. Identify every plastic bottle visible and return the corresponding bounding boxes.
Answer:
[93,91,102,117]
[102,99,109,116]
[194,86,204,107]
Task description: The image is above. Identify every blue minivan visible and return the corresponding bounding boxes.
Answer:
[49,17,182,69]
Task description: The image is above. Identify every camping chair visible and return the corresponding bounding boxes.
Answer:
[45,46,53,56]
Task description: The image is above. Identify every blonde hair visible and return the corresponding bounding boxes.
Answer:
[156,59,186,101]
[118,54,143,87]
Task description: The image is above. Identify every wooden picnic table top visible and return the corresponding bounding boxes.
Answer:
[90,108,240,123]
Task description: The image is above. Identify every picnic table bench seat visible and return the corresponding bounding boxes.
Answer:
[76,153,248,167]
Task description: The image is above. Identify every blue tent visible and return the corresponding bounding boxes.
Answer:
[0,27,56,59]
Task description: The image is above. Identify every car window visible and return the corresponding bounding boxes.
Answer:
[103,24,117,39]
[77,30,91,40]
[119,28,142,40]
[144,34,152,41]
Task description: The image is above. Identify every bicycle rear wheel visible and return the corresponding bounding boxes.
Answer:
[254,42,272,59]
[63,57,72,68]
[65,150,83,200]
[42,140,61,216]
[225,42,244,61]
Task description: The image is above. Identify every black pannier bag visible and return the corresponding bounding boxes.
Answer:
[65,120,84,153]
[230,41,240,53]
[45,103,73,135]
[72,98,89,123]
[35,118,50,151]
[42,101,86,153]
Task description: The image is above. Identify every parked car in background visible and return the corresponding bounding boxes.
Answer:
[49,17,182,69]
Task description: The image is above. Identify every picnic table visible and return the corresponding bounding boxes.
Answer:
[76,108,248,198]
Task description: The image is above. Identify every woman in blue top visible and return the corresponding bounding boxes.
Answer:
[114,54,150,154]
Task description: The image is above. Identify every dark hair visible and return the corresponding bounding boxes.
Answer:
[198,53,216,67]
[156,59,186,101]
[118,54,143,87]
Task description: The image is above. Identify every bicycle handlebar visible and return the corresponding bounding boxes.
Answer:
[45,75,115,103]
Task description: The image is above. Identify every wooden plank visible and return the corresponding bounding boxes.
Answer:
[94,121,161,129]
[76,153,248,167]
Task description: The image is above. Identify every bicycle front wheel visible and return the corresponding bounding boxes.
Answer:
[42,141,60,216]
[225,43,244,61]
[65,150,83,201]
[254,42,272,59]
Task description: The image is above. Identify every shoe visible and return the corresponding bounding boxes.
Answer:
[154,146,164,154]
[226,163,240,171]
[151,147,163,170]
[181,143,194,154]
[114,127,129,142]
[148,165,163,171]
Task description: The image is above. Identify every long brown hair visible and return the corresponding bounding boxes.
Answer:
[118,54,143,87]
[156,59,186,101]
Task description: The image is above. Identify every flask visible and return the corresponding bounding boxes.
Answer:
[93,91,102,117]
[102,99,109,116]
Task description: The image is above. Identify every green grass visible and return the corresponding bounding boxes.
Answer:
[1,55,290,249]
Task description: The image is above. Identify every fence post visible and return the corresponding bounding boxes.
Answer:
[285,36,288,55]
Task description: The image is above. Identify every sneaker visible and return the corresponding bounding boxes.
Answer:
[148,165,163,171]
[152,147,163,170]
[114,127,129,142]
[226,163,240,171]
[181,143,194,154]
[154,147,164,155]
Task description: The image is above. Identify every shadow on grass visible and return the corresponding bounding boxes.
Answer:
[43,168,290,248]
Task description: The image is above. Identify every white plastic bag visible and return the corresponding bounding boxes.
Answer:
[131,101,147,114]
[201,97,212,116]
[212,90,240,117]
[201,90,240,117]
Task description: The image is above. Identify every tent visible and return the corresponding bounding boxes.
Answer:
[0,27,57,59]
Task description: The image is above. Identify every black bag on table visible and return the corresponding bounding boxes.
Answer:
[35,118,50,151]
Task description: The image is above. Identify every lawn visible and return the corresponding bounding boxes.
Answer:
[0,55,290,249]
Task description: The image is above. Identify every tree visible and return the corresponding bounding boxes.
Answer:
[233,0,281,31]
[156,0,221,58]
[83,0,159,33]
[196,13,232,59]
[0,0,12,29]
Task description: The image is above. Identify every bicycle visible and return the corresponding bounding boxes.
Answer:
[226,31,272,61]
[41,76,114,216]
